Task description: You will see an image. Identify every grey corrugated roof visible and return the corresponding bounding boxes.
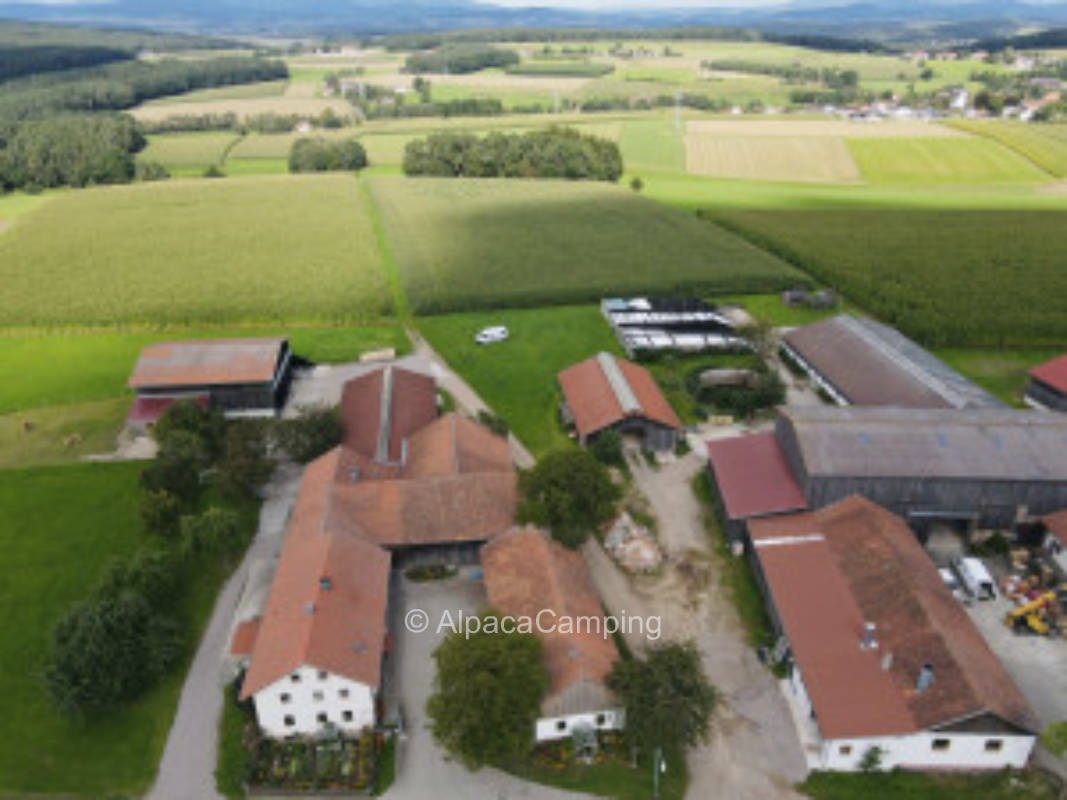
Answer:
[783,316,1003,410]
[783,406,1067,481]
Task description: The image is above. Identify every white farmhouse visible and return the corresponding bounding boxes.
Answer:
[750,496,1038,772]
[481,526,625,744]
[233,454,391,737]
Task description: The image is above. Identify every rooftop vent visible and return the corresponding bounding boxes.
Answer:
[916,663,935,694]
[352,640,366,654]
[304,601,315,616]
[319,576,333,592]
[348,465,360,483]
[881,652,894,672]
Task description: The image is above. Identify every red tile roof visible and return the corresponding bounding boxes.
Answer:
[1029,354,1067,395]
[230,617,261,658]
[240,451,391,699]
[127,338,286,389]
[340,367,438,462]
[126,393,208,425]
[558,353,681,441]
[1043,509,1067,547]
[706,431,808,520]
[482,527,619,715]
[750,496,1037,740]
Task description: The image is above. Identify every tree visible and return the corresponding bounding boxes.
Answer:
[606,640,718,755]
[141,429,207,503]
[288,137,367,172]
[858,745,884,773]
[180,506,243,555]
[426,614,548,768]
[45,590,183,716]
[629,175,644,192]
[141,488,182,538]
[217,421,272,499]
[153,399,225,461]
[272,405,343,463]
[518,449,620,548]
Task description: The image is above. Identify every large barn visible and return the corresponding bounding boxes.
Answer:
[708,406,1067,537]
[781,315,1002,410]
[751,496,1037,772]
[558,352,682,452]
[126,337,292,426]
[1025,354,1067,412]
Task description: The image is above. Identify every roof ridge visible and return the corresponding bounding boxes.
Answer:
[597,352,642,416]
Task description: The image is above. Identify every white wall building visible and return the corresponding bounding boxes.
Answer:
[749,496,1038,772]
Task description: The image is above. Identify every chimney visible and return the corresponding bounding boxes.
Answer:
[860,621,878,650]
[319,576,332,592]
[916,663,934,693]
[881,652,894,672]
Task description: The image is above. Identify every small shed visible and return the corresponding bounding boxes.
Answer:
[558,352,682,452]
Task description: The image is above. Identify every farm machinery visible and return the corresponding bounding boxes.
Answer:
[1002,571,1067,636]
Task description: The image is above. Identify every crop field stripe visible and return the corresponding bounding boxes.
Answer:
[359,177,411,323]
[846,137,1048,184]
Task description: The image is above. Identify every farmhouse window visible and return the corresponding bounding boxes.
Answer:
[932,739,951,751]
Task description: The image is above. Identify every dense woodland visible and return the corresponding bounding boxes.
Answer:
[403,127,623,180]
[0,54,286,190]
[0,44,131,82]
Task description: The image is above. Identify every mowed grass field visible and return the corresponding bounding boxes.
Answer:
[418,305,623,456]
[368,176,802,313]
[711,208,1067,347]
[685,135,861,182]
[139,132,242,173]
[847,137,1048,184]
[0,174,393,327]
[0,462,209,796]
[949,120,1067,177]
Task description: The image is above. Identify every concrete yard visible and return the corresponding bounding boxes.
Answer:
[966,596,1067,729]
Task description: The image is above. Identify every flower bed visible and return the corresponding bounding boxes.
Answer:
[246,729,381,793]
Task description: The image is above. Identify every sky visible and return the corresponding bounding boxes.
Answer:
[485,0,787,6]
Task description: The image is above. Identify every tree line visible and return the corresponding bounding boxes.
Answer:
[288,136,368,172]
[0,44,131,82]
[404,43,520,74]
[403,127,623,181]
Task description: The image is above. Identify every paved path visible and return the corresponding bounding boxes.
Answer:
[146,465,303,800]
[384,576,592,800]
[585,450,808,800]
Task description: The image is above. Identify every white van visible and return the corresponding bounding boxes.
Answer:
[952,556,997,601]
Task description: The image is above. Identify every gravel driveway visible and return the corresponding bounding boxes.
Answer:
[585,449,808,800]
[146,464,304,800]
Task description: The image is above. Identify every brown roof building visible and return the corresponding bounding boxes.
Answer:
[238,366,519,736]
[482,527,623,740]
[750,496,1037,771]
[781,316,1001,410]
[1026,354,1067,412]
[558,352,682,452]
[126,337,292,425]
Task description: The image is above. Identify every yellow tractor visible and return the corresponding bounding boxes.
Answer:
[1005,584,1066,636]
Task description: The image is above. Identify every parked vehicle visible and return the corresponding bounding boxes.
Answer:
[939,567,965,601]
[952,556,998,600]
[475,326,509,345]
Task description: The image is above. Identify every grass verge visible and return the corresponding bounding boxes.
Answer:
[799,767,1060,800]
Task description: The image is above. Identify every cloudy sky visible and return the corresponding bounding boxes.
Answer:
[485,0,787,6]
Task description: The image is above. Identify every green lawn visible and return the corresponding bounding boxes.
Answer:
[0,462,242,796]
[619,117,686,173]
[142,79,288,104]
[847,137,1047,184]
[417,305,622,457]
[0,189,60,226]
[799,767,1059,800]
[368,176,802,314]
[934,348,1063,407]
[508,744,686,800]
[709,208,1067,348]
[0,174,393,327]
[718,292,856,328]
[0,397,128,467]
[0,325,408,414]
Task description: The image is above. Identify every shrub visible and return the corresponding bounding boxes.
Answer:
[476,409,509,436]
[180,506,243,556]
[217,421,273,499]
[288,137,367,172]
[141,488,182,539]
[141,429,207,503]
[203,164,225,178]
[590,429,625,467]
[136,160,170,181]
[273,406,343,463]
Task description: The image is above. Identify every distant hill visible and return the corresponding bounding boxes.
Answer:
[0,0,1066,39]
